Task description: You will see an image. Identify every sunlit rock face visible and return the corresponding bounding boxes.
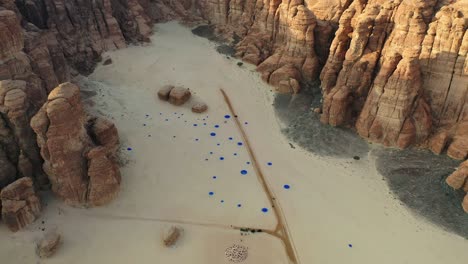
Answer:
[163,0,466,157]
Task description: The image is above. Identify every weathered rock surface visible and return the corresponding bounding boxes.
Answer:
[31,82,120,207]
[0,177,41,232]
[157,85,174,101]
[192,102,208,113]
[446,160,468,212]
[36,231,61,258]
[169,87,191,106]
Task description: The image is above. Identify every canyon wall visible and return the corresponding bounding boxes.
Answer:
[0,0,151,223]
[163,0,466,160]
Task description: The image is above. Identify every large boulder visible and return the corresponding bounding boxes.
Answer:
[0,177,41,232]
[168,87,191,106]
[31,82,121,207]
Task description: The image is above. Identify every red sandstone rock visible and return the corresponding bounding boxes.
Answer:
[446,160,468,213]
[169,87,191,106]
[31,83,120,207]
[192,102,208,113]
[0,177,41,232]
[157,85,174,101]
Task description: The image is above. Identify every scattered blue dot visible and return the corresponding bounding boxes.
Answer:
[220,157,225,160]
[209,152,213,155]
[203,123,207,126]
[221,200,224,203]
[234,153,237,156]
[237,204,242,208]
[214,125,219,128]
[240,170,248,175]
[267,162,272,166]
[244,122,248,125]
[143,124,146,126]
[145,114,149,117]
[246,162,251,165]
[224,115,231,119]
[210,132,216,136]
[283,184,290,189]
[203,118,206,121]
[165,119,169,121]
[195,139,199,141]
[228,137,233,140]
[348,244,353,248]
[193,124,198,127]
[212,176,217,179]
[217,143,221,146]
[261,208,269,213]
[209,192,214,196]
[127,147,132,151]
[237,142,243,146]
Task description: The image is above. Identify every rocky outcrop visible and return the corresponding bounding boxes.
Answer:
[446,160,468,212]
[31,83,120,207]
[0,177,41,232]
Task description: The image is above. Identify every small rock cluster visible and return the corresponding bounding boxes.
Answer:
[157,85,208,113]
[446,160,468,212]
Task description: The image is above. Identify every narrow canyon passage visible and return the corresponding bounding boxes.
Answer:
[1,22,467,264]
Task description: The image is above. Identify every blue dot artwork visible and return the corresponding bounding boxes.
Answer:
[193,124,198,127]
[214,125,220,128]
[165,119,169,121]
[145,114,149,117]
[210,132,216,136]
[195,139,199,141]
[209,152,213,155]
[127,147,133,151]
[261,208,269,213]
[237,142,243,146]
[143,124,146,126]
[233,153,237,156]
[228,137,233,140]
[283,184,291,189]
[203,123,207,126]
[240,170,248,175]
[220,157,225,160]
[212,176,217,179]
[209,192,214,196]
[267,162,272,166]
[237,204,242,208]
[244,122,248,125]
[348,244,353,248]
[224,115,231,119]
[246,162,251,165]
[221,200,224,203]
[217,143,221,146]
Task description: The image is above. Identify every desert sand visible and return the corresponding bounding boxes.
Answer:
[1,21,467,264]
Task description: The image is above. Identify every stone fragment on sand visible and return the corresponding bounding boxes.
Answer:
[0,177,41,232]
[103,58,113,65]
[169,87,191,106]
[157,85,174,101]
[36,231,61,258]
[164,226,182,247]
[192,102,208,113]
[313,108,321,114]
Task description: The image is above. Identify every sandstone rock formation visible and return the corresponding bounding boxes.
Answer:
[31,82,120,207]
[36,231,61,258]
[169,87,191,106]
[192,102,208,113]
[157,85,175,101]
[446,160,468,212]
[182,0,467,158]
[0,177,41,232]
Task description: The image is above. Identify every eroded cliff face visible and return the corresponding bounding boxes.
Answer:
[0,0,148,224]
[164,0,466,160]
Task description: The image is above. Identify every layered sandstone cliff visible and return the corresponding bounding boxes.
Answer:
[31,83,121,207]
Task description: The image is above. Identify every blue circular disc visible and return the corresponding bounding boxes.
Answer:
[261,208,268,213]
[283,184,290,189]
[210,132,216,136]
[240,170,247,175]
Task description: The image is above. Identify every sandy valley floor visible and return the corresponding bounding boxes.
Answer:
[1,22,467,264]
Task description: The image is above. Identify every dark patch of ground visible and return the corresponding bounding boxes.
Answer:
[375,148,468,239]
[273,81,369,158]
[192,24,237,56]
